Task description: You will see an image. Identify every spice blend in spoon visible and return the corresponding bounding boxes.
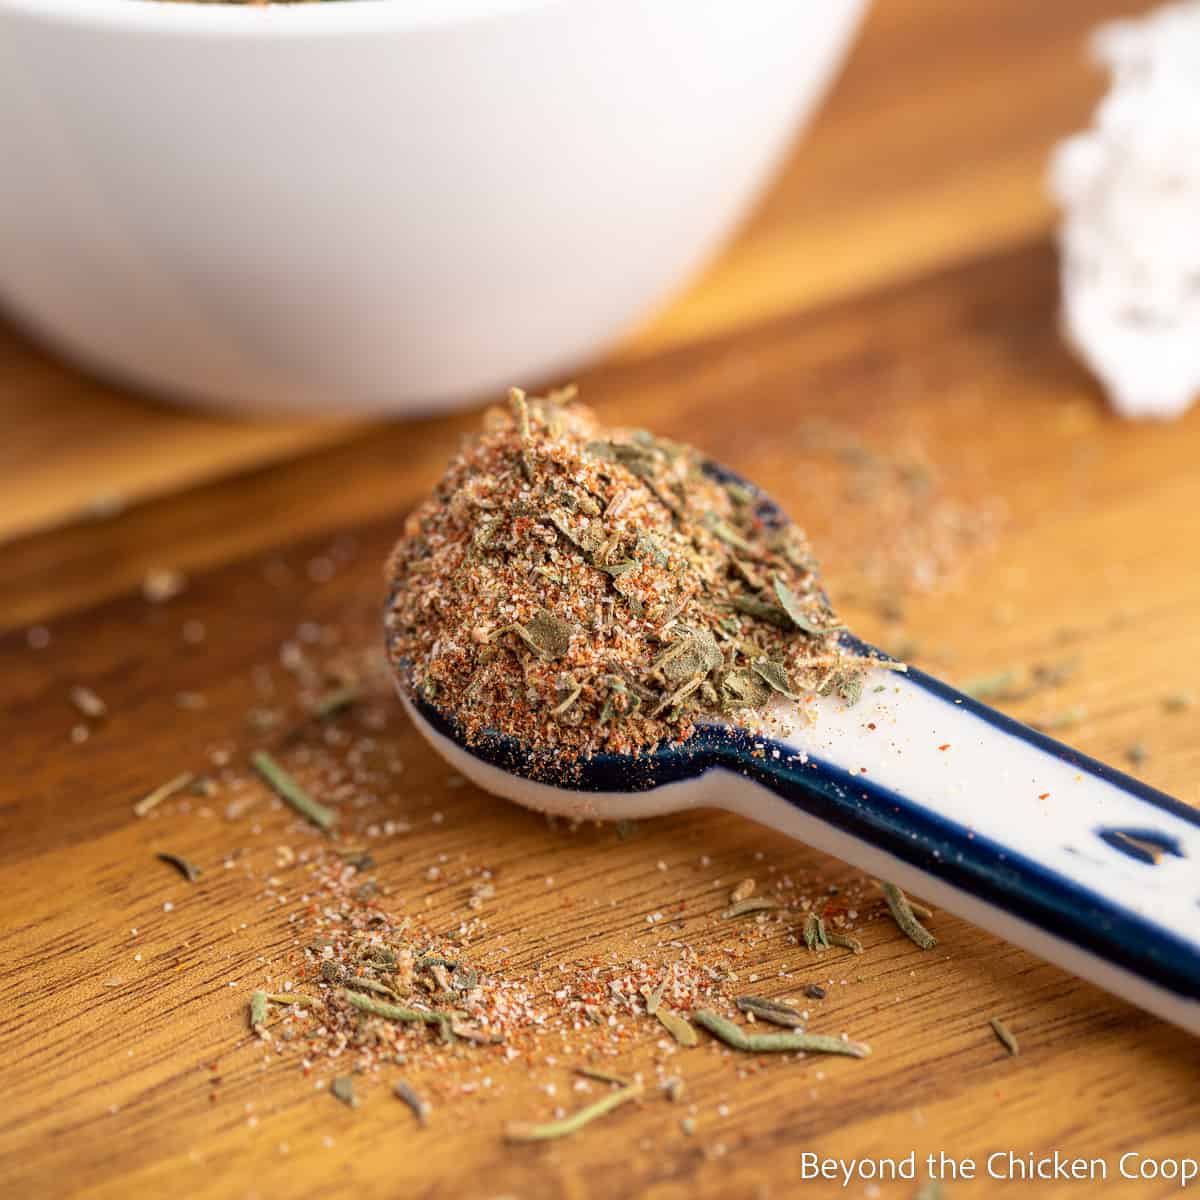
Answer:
[386,389,870,763]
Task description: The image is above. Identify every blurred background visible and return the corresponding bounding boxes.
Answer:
[0,0,1156,578]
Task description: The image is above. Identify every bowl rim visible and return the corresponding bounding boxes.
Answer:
[0,0,560,37]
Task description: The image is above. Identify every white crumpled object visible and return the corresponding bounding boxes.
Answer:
[1049,1,1200,420]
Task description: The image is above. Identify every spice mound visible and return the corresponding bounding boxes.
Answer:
[385,389,866,761]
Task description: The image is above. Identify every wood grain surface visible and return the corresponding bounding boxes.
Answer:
[3,3,1197,1200]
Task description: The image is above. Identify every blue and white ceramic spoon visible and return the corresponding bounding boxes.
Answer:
[390,468,1200,1036]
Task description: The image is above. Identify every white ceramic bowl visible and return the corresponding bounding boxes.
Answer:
[0,0,867,416]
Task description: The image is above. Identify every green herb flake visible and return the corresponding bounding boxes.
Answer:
[393,1080,430,1126]
[880,881,937,950]
[331,1075,358,1109]
[249,990,268,1029]
[694,1009,869,1058]
[803,911,831,951]
[133,771,195,818]
[827,931,864,955]
[505,1080,644,1142]
[989,1016,1020,1056]
[653,1005,699,1047]
[505,609,575,660]
[773,576,836,638]
[157,851,201,883]
[751,658,800,699]
[720,896,779,920]
[735,995,805,1029]
[250,750,337,832]
[342,989,448,1027]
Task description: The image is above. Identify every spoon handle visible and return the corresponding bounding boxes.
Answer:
[710,660,1200,1034]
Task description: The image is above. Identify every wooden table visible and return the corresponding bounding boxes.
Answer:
[4,3,1196,1197]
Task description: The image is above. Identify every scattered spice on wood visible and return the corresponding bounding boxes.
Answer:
[393,1080,430,1126]
[157,852,201,883]
[735,995,805,1029]
[989,1016,1020,1056]
[133,772,196,818]
[505,1079,644,1142]
[694,1009,870,1058]
[250,749,337,832]
[386,390,878,765]
[879,881,937,950]
[721,897,778,920]
[1163,690,1195,713]
[804,984,827,1001]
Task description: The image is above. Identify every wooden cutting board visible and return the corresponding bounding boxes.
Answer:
[3,3,1197,1199]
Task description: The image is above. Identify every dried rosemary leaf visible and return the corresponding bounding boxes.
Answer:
[342,989,447,1026]
[720,897,778,920]
[872,880,933,920]
[505,1080,643,1142]
[989,1016,1020,1057]
[803,911,831,951]
[827,931,864,955]
[879,881,937,950]
[157,851,201,883]
[250,750,337,832]
[331,1075,358,1109]
[310,684,361,719]
[264,993,320,1008]
[133,771,195,818]
[575,1066,632,1087]
[694,1009,870,1058]
[344,976,398,1000]
[735,995,805,1029]
[653,1005,699,1047]
[393,1080,430,1126]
